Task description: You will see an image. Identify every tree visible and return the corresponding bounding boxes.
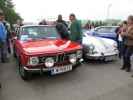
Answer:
[0,0,22,27]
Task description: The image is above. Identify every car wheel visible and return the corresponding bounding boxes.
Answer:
[18,61,31,81]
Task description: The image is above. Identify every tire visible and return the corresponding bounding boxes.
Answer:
[18,61,31,81]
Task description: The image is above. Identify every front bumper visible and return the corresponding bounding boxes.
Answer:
[23,58,83,72]
[84,54,118,61]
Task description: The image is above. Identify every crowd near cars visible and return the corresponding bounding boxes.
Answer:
[12,24,119,80]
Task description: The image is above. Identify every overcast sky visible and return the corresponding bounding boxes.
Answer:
[12,0,133,22]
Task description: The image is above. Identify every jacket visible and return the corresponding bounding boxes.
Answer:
[0,22,7,42]
[70,20,82,42]
[125,26,133,46]
[56,23,69,39]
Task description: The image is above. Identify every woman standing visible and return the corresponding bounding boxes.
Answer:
[118,21,127,59]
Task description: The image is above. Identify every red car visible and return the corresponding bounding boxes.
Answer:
[13,25,83,80]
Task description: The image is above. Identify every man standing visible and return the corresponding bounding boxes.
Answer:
[39,19,47,25]
[69,13,82,44]
[56,23,69,39]
[0,12,7,63]
[0,11,8,89]
[3,20,11,54]
[121,15,133,72]
[56,14,68,28]
[116,21,127,59]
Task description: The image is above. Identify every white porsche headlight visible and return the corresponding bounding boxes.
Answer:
[88,44,95,54]
[77,50,82,58]
[29,57,39,65]
[69,54,77,64]
[113,43,118,49]
[89,44,95,51]
[86,44,98,55]
[45,57,54,68]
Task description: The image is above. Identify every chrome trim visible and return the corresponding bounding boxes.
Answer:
[23,63,75,72]
[23,67,49,71]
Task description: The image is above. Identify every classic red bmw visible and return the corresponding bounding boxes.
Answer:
[13,25,83,80]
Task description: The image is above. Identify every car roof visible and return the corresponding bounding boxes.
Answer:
[21,25,55,28]
[96,26,119,28]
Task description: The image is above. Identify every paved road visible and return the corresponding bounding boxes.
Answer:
[0,57,133,100]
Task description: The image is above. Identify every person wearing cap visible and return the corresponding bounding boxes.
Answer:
[0,12,8,63]
[69,13,82,44]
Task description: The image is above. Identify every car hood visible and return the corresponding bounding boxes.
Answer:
[83,35,117,52]
[20,39,81,55]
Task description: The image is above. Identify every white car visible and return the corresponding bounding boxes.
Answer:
[83,33,118,61]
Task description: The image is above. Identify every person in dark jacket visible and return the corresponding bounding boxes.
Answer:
[121,15,133,72]
[56,23,69,39]
[56,15,68,28]
[69,13,82,44]
[39,19,47,25]
[116,21,127,59]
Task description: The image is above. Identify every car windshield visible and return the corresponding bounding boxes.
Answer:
[95,27,116,33]
[20,26,60,41]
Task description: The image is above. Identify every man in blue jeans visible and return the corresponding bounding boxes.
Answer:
[0,12,7,63]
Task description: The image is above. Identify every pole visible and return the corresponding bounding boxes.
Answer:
[107,3,112,20]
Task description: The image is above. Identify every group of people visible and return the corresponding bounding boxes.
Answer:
[39,14,83,44]
[0,10,133,88]
[116,15,133,76]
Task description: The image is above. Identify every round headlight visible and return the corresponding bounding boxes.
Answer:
[77,50,82,58]
[29,57,39,65]
[113,43,118,49]
[89,44,95,50]
[45,57,54,68]
[69,54,77,64]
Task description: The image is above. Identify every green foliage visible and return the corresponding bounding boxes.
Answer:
[82,19,121,28]
[0,0,22,26]
[105,19,121,26]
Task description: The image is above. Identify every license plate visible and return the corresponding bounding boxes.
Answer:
[105,56,116,61]
[51,65,72,75]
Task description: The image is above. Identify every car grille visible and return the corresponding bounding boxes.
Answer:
[57,54,66,63]
[39,52,76,64]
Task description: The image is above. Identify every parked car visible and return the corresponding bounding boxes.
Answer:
[13,25,83,80]
[86,26,118,41]
[82,33,118,61]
